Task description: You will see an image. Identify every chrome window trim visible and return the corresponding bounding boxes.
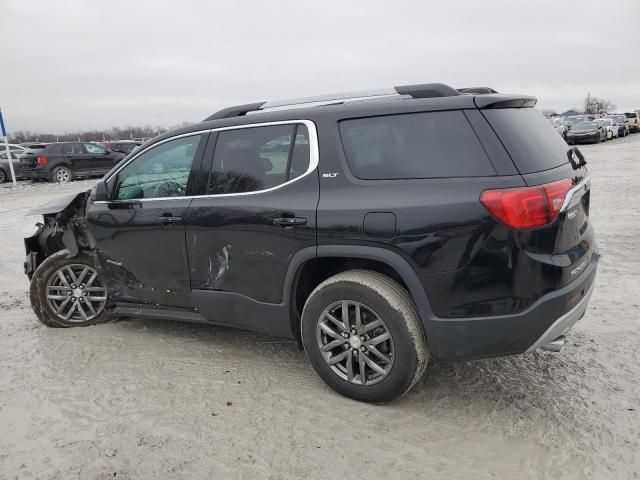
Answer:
[95,119,318,203]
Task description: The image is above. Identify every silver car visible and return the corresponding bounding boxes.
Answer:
[0,150,24,182]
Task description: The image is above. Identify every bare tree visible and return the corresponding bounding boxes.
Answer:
[7,123,192,144]
[584,93,615,114]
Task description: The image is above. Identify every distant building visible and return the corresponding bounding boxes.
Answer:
[560,109,582,117]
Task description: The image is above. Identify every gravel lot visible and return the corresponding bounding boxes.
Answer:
[1,135,639,480]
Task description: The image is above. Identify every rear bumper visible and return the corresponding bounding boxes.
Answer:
[19,168,50,180]
[425,250,598,360]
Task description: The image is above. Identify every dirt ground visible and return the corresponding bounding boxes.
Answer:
[1,134,639,480]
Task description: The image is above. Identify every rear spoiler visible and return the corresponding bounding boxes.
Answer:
[473,95,537,109]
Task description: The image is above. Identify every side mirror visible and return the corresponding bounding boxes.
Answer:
[104,149,112,154]
[95,180,110,201]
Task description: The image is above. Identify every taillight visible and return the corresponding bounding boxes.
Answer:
[37,155,48,165]
[480,179,573,229]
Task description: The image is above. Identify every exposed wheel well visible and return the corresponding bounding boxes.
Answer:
[290,256,410,338]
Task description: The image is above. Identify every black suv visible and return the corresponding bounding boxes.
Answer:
[20,142,125,182]
[23,83,597,402]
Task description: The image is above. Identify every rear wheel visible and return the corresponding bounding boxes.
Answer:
[30,250,111,327]
[301,270,428,403]
[52,166,72,183]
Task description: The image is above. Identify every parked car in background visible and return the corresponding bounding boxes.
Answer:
[599,118,618,139]
[19,142,125,182]
[2,144,29,157]
[596,118,614,140]
[0,150,25,182]
[625,112,639,133]
[103,140,143,155]
[566,121,606,144]
[616,115,630,136]
[548,117,567,139]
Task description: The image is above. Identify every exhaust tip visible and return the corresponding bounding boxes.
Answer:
[541,335,566,352]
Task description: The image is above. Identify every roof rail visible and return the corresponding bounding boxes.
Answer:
[204,102,266,121]
[458,87,499,94]
[203,82,496,121]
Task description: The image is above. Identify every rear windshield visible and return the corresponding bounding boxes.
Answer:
[339,111,495,180]
[482,108,569,174]
[625,112,638,118]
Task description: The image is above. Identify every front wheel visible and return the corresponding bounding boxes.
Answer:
[301,270,429,403]
[52,166,72,183]
[30,250,111,327]
[0,168,6,183]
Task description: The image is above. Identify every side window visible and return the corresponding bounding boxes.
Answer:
[113,134,204,200]
[85,143,106,155]
[339,111,496,179]
[63,143,86,155]
[48,144,63,155]
[208,123,311,194]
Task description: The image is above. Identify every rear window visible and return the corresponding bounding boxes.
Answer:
[482,108,569,174]
[339,111,495,180]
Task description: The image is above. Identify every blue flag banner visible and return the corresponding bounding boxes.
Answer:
[0,110,7,137]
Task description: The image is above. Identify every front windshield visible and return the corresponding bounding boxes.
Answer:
[574,122,597,131]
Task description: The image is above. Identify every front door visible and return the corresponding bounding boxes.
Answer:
[85,132,209,308]
[83,142,116,176]
[186,121,319,333]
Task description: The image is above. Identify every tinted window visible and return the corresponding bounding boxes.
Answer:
[340,111,494,180]
[85,143,106,154]
[112,143,138,154]
[114,134,204,200]
[48,144,64,155]
[208,124,310,194]
[483,108,569,174]
[625,113,637,119]
[62,143,85,154]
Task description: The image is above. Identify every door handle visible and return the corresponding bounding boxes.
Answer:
[273,216,307,227]
[156,215,183,225]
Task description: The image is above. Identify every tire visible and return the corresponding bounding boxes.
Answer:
[30,249,111,327]
[301,270,429,403]
[0,168,6,183]
[52,166,72,183]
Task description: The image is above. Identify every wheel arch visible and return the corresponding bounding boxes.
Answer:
[284,245,434,341]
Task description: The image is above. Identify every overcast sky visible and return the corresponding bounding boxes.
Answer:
[1,0,639,133]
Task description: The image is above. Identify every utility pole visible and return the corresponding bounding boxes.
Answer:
[0,108,18,186]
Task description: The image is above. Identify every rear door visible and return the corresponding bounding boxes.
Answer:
[62,143,92,174]
[186,121,319,334]
[482,107,594,288]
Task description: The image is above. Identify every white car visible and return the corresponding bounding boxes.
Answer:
[598,118,617,140]
[548,117,567,139]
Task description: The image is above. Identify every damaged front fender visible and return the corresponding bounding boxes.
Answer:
[23,190,95,278]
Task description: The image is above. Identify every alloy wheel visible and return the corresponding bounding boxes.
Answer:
[55,168,71,183]
[316,300,395,385]
[45,264,107,322]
